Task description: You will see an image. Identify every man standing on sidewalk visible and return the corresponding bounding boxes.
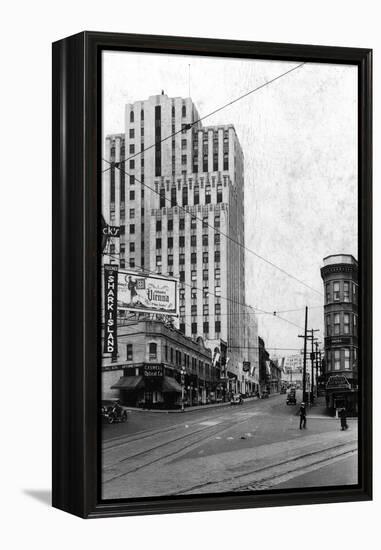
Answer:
[339,407,348,430]
[299,402,307,429]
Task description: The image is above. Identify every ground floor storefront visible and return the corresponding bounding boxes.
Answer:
[103,365,259,409]
[325,374,358,416]
[106,367,230,409]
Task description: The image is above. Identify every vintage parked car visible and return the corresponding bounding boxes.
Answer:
[101,400,128,424]
[230,393,244,405]
[260,390,269,399]
[280,387,287,394]
[286,392,297,405]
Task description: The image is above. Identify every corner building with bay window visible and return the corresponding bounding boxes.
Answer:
[103,93,258,398]
[320,254,358,415]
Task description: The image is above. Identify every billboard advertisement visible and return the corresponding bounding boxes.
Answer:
[118,270,178,316]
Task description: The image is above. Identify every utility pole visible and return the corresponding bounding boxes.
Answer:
[314,340,320,395]
[307,329,319,403]
[298,306,308,403]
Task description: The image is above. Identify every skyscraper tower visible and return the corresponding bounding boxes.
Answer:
[103,93,257,393]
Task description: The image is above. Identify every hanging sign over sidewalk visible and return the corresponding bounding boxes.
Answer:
[104,264,118,355]
[243,361,251,372]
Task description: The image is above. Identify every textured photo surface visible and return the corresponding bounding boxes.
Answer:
[100,51,358,499]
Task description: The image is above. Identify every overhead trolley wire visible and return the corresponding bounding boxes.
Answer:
[101,60,322,297]
[102,62,306,173]
[101,255,305,331]
[102,159,322,297]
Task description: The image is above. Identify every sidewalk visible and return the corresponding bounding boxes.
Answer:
[295,396,357,420]
[126,395,263,414]
[308,396,332,417]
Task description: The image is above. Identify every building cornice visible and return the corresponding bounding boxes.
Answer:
[321,263,358,278]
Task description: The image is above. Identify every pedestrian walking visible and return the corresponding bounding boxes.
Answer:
[299,402,307,429]
[339,407,348,430]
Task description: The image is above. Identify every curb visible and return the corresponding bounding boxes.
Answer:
[126,396,262,414]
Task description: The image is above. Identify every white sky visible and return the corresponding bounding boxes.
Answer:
[103,51,358,357]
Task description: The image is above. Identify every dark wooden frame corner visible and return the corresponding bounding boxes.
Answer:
[52,31,372,518]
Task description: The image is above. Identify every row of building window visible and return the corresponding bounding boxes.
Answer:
[156,215,220,232]
[127,104,189,125]
[325,312,358,336]
[180,153,228,172]
[179,303,221,316]
[110,183,145,206]
[129,109,145,123]
[128,127,145,139]
[156,251,221,266]
[127,142,145,154]
[120,258,136,268]
[178,272,222,288]
[159,185,223,208]
[326,348,357,371]
[126,341,209,372]
[123,157,145,170]
[192,130,229,173]
[126,104,184,122]
[179,321,221,335]
[325,280,357,304]
[156,234,221,249]
[120,224,139,235]
[120,207,145,219]
[179,286,220,301]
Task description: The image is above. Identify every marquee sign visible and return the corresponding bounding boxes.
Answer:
[325,336,351,346]
[326,375,351,390]
[118,270,178,316]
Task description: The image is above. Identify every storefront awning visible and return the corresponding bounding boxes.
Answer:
[162,376,182,393]
[111,376,144,390]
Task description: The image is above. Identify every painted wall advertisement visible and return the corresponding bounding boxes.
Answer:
[118,270,178,316]
[104,264,118,355]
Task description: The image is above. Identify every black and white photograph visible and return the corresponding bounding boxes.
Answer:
[100,50,359,500]
[2,0,378,542]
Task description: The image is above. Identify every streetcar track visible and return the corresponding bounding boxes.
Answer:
[103,422,185,450]
[234,449,357,492]
[102,409,254,453]
[102,402,275,450]
[173,440,357,495]
[103,416,260,483]
[103,412,232,450]
[104,411,261,466]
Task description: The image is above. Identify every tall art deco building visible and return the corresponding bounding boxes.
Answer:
[103,93,258,393]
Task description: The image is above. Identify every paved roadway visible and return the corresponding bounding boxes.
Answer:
[101,391,358,499]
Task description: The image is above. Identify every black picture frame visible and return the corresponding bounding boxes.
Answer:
[52,31,372,519]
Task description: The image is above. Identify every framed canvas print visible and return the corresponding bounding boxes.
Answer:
[52,32,372,518]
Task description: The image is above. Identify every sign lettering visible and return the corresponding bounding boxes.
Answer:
[143,364,164,377]
[104,264,118,356]
[118,269,178,316]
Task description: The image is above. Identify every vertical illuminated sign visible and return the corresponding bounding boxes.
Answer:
[104,264,118,356]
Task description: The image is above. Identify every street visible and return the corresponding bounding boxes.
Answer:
[102,392,358,499]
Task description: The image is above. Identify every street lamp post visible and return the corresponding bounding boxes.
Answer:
[181,366,186,412]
